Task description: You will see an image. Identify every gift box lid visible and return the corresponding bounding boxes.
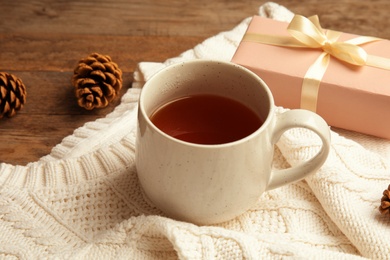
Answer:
[232,16,390,139]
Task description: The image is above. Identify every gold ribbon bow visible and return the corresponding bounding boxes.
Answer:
[243,15,390,111]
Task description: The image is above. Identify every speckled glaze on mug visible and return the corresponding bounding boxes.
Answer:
[136,60,331,225]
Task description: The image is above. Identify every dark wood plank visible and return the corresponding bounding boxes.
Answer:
[1,1,390,38]
[0,33,203,72]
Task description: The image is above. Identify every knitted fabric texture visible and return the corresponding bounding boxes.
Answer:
[1,2,390,259]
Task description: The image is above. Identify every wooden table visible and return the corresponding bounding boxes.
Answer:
[1,0,390,165]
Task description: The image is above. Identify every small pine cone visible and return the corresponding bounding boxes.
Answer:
[379,184,390,215]
[72,53,123,110]
[0,72,27,119]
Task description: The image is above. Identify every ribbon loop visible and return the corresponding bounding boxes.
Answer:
[288,15,328,48]
[328,42,367,65]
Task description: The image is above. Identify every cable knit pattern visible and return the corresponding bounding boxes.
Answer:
[0,2,390,259]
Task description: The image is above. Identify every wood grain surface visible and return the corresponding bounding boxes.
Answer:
[1,0,389,165]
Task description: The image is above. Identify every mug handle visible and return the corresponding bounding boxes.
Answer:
[266,109,331,191]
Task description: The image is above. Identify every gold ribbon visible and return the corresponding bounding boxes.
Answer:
[243,15,390,111]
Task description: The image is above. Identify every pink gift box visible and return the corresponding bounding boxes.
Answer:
[232,16,390,139]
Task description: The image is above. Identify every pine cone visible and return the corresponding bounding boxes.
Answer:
[379,184,390,215]
[72,53,123,110]
[0,72,27,119]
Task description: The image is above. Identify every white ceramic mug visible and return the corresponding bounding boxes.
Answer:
[136,60,331,225]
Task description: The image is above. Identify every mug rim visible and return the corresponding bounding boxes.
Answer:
[139,59,276,148]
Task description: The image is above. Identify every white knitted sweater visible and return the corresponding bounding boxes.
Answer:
[1,2,389,259]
